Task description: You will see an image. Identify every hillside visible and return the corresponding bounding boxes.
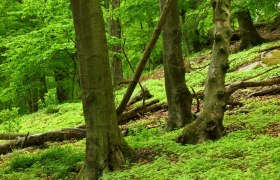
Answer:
[0,36,279,179]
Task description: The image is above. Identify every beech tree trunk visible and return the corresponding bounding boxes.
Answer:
[236,9,264,51]
[111,0,124,85]
[160,0,193,131]
[70,1,132,179]
[178,0,231,144]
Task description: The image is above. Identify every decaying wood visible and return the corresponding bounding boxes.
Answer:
[0,133,29,140]
[127,87,152,106]
[225,66,280,86]
[225,76,280,99]
[0,128,86,155]
[119,100,167,125]
[248,86,280,97]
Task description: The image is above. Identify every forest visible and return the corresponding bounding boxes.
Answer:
[0,0,279,179]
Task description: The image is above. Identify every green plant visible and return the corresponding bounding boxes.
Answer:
[0,107,21,133]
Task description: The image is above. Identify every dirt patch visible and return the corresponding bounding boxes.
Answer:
[165,151,180,163]
[130,148,159,164]
[265,123,280,137]
[224,123,247,134]
[140,69,164,81]
[129,148,180,166]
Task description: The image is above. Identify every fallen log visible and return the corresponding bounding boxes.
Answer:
[127,87,152,106]
[119,100,167,125]
[0,133,29,140]
[225,76,280,99]
[248,86,280,97]
[0,128,86,155]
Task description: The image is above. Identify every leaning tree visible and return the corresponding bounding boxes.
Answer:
[178,0,231,144]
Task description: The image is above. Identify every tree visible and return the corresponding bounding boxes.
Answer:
[0,0,78,112]
[111,0,124,85]
[160,0,193,131]
[70,0,132,179]
[177,0,231,144]
[236,9,264,51]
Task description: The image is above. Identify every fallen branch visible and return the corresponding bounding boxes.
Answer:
[127,87,152,106]
[225,66,280,86]
[0,128,86,155]
[116,0,172,118]
[248,86,280,97]
[0,133,29,140]
[225,76,280,99]
[119,100,166,125]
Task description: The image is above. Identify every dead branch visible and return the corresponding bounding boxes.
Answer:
[248,86,280,97]
[127,87,152,106]
[226,66,280,86]
[119,99,161,125]
[0,133,29,140]
[225,76,280,99]
[0,128,86,155]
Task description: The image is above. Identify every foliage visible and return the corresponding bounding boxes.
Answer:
[3,145,84,179]
[0,107,20,133]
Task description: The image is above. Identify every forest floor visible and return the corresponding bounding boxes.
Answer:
[0,29,279,179]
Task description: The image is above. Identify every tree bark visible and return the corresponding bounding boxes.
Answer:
[116,0,172,119]
[70,1,133,179]
[160,0,193,131]
[0,128,86,155]
[236,9,264,51]
[26,88,39,113]
[180,9,191,56]
[54,70,69,103]
[0,133,28,140]
[248,86,280,97]
[178,0,231,144]
[225,77,280,99]
[111,0,124,85]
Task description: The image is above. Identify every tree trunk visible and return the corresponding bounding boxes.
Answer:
[26,88,39,113]
[178,0,231,144]
[39,76,48,102]
[236,9,264,51]
[54,70,69,103]
[180,9,191,56]
[160,0,193,131]
[116,0,172,119]
[111,0,124,85]
[70,1,133,179]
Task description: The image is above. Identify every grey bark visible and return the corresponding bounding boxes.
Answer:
[178,0,231,144]
[70,1,132,179]
[160,0,193,131]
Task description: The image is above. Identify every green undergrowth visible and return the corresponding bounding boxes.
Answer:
[0,41,279,179]
[103,97,280,179]
[0,96,279,179]
[0,142,85,179]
